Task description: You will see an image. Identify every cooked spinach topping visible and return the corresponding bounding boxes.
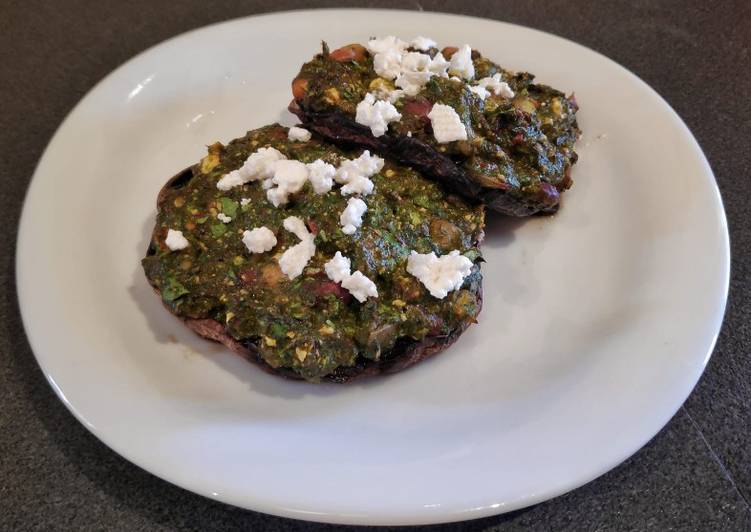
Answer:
[293,42,580,215]
[142,124,484,381]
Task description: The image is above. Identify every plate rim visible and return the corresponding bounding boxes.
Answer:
[15,8,730,525]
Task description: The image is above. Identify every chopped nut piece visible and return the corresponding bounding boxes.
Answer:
[200,142,223,173]
[295,346,309,361]
[324,87,340,104]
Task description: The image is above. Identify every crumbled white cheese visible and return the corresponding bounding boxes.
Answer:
[373,49,403,79]
[354,150,386,176]
[341,175,374,196]
[278,216,316,279]
[427,103,468,143]
[273,160,309,191]
[278,240,314,279]
[340,197,368,235]
[216,147,285,190]
[401,51,432,72]
[244,148,286,178]
[266,160,309,207]
[215,169,246,191]
[428,53,450,77]
[287,126,312,142]
[165,229,189,251]
[334,150,384,196]
[410,36,437,51]
[396,52,450,94]
[282,215,310,241]
[367,35,408,56]
[306,159,336,194]
[323,251,378,302]
[266,188,287,208]
[406,250,473,299]
[342,271,379,303]
[324,251,351,283]
[367,36,409,79]
[448,44,474,80]
[468,85,490,100]
[477,73,515,98]
[242,226,277,254]
[355,93,402,137]
[396,70,433,96]
[367,36,447,95]
[240,198,251,206]
[217,213,232,223]
[262,178,274,190]
[335,150,385,183]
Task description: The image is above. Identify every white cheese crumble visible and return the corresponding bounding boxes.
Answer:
[282,216,310,241]
[324,251,351,283]
[401,51,431,72]
[427,103,468,143]
[217,213,232,223]
[287,126,312,142]
[448,44,475,80]
[240,198,251,206]
[242,226,277,254]
[367,35,408,59]
[367,36,410,79]
[366,36,448,98]
[324,252,378,302]
[340,197,368,235]
[278,216,316,279]
[468,85,490,100]
[395,70,434,96]
[428,53,450,77]
[340,175,374,196]
[335,150,385,184]
[266,160,309,207]
[216,170,246,191]
[165,229,189,251]
[373,49,403,79]
[355,93,402,137]
[335,150,384,196]
[306,159,336,194]
[216,147,285,190]
[342,271,379,303]
[394,52,448,94]
[477,73,515,98]
[406,250,473,299]
[410,36,437,51]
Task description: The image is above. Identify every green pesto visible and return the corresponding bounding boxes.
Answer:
[142,124,484,381]
[295,43,580,211]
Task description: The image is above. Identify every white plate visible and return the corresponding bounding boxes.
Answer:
[17,9,729,526]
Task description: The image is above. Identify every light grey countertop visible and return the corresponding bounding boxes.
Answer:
[2,1,749,530]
